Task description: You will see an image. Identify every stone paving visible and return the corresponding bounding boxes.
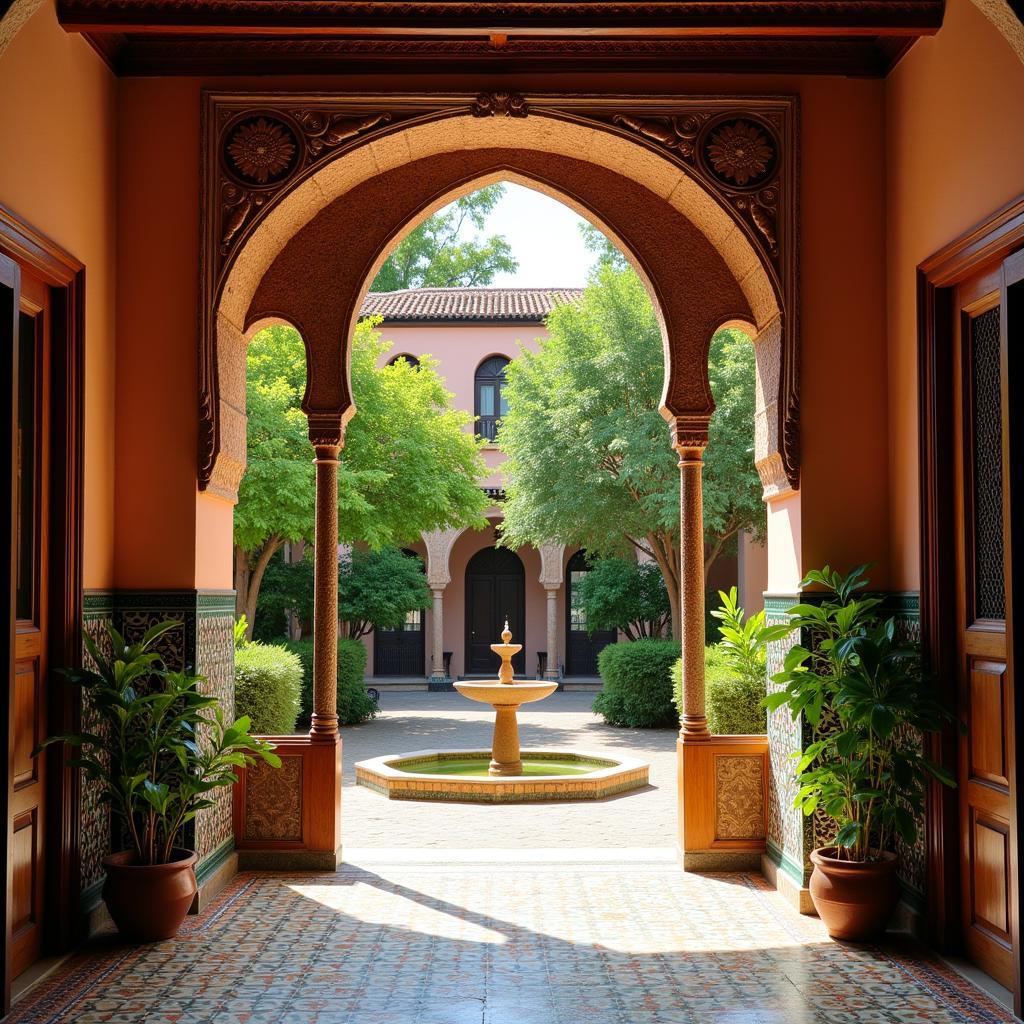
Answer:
[339,691,679,850]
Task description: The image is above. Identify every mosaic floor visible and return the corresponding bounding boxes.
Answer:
[11,853,1016,1024]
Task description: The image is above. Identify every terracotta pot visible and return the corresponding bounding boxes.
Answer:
[102,847,198,941]
[809,847,899,940]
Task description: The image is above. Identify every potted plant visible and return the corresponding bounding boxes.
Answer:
[37,620,280,941]
[766,565,955,940]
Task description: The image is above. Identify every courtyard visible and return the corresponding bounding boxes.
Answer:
[341,692,677,851]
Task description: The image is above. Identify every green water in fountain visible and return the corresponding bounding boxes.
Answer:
[395,757,607,778]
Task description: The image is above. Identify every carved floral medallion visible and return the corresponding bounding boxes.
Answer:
[226,115,299,185]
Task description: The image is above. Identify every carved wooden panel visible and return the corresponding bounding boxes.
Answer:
[715,754,765,841]
[243,755,303,843]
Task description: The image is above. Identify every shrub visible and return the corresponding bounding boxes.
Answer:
[285,637,376,727]
[671,646,767,735]
[592,639,679,728]
[234,642,302,735]
[575,557,671,639]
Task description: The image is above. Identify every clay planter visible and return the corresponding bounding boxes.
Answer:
[102,848,198,941]
[809,847,899,941]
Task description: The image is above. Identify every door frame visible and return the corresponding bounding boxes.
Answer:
[918,193,1024,1012]
[0,204,85,1015]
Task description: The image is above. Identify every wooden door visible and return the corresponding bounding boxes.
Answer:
[10,270,50,979]
[465,547,525,675]
[954,267,1014,989]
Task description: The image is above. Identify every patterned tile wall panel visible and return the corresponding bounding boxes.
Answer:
[195,598,236,860]
[81,593,115,893]
[764,594,810,883]
[78,590,237,897]
[715,754,765,840]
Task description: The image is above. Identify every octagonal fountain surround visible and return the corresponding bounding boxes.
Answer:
[354,624,649,803]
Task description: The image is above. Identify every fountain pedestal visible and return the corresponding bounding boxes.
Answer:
[453,624,557,777]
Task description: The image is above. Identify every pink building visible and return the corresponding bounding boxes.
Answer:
[357,286,757,681]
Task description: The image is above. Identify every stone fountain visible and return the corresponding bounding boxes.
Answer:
[354,624,649,802]
[453,622,558,776]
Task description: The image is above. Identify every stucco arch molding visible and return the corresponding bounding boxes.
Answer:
[201,92,799,502]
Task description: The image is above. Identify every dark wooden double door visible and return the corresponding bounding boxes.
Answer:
[465,547,525,676]
[950,261,1023,992]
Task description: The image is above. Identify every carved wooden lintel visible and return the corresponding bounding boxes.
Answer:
[471,91,529,117]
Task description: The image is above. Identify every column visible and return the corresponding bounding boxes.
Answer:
[310,441,340,740]
[677,432,710,741]
[544,585,560,679]
[430,587,446,680]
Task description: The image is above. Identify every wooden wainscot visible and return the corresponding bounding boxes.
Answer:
[678,734,769,871]
[233,734,343,870]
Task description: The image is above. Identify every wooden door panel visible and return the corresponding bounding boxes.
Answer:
[968,660,1009,787]
[12,661,40,790]
[10,809,40,976]
[972,813,1011,940]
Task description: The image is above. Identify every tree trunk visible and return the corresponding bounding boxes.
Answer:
[233,546,250,620]
[647,530,681,641]
[243,535,283,639]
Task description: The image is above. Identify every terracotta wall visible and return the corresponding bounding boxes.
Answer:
[885,0,1024,590]
[0,1,117,589]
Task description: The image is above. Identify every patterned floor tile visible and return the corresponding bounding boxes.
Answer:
[8,859,1016,1024]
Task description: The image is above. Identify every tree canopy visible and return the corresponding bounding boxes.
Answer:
[338,548,432,640]
[498,263,763,638]
[371,185,518,291]
[576,558,672,641]
[235,320,488,635]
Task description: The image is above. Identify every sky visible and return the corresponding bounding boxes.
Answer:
[458,181,596,288]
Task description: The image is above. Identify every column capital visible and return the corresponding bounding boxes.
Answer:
[307,411,346,449]
[543,582,561,593]
[668,415,710,458]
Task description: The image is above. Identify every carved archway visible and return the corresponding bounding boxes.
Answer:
[202,92,797,504]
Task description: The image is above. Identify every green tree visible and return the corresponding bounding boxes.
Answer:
[498,264,763,638]
[371,185,518,291]
[235,321,488,636]
[338,548,432,640]
[576,558,671,641]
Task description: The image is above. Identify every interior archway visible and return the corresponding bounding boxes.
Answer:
[208,108,789,503]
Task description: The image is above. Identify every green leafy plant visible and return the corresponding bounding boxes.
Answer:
[37,621,280,866]
[593,638,679,728]
[712,586,790,689]
[233,616,250,649]
[671,646,766,735]
[575,557,671,640]
[285,637,376,727]
[339,547,432,640]
[766,565,955,861]
[234,642,302,734]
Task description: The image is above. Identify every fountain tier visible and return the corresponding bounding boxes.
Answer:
[453,623,557,775]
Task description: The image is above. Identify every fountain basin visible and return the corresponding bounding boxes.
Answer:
[453,680,558,706]
[355,748,649,803]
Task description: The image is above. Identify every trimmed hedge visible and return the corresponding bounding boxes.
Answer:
[671,646,767,735]
[285,638,377,727]
[234,642,302,735]
[592,639,679,728]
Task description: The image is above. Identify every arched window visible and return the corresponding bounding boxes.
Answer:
[387,353,420,368]
[475,356,510,441]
